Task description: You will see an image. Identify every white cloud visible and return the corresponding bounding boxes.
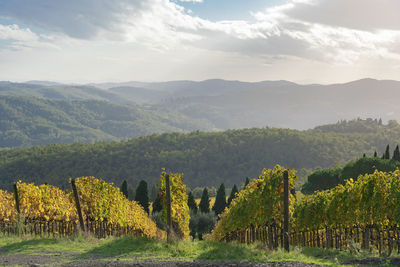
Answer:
[0,24,37,41]
[0,24,59,51]
[1,0,400,83]
[2,0,398,62]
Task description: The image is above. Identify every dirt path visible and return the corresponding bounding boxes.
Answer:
[0,252,326,267]
[62,260,326,267]
[3,250,400,266]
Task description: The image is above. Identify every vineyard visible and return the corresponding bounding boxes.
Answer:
[2,164,400,256]
[0,177,166,239]
[212,166,400,255]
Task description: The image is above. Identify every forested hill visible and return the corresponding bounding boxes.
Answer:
[4,78,400,134]
[1,119,400,190]
[0,96,214,147]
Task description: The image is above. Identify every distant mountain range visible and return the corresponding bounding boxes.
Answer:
[154,78,400,129]
[1,78,400,148]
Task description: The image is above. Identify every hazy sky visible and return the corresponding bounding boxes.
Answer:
[1,0,400,83]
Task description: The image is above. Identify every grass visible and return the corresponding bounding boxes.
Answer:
[0,234,398,266]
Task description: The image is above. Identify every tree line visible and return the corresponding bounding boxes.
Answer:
[3,118,400,191]
[302,144,400,194]
[125,178,246,240]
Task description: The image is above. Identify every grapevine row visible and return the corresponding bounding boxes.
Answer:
[213,166,400,243]
[0,177,165,239]
[212,165,296,241]
[293,169,400,230]
[160,171,190,239]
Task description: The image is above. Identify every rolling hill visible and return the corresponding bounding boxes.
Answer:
[0,96,214,148]
[3,78,400,148]
[1,118,399,191]
[155,78,400,129]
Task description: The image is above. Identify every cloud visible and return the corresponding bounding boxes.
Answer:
[0,24,58,51]
[1,0,400,82]
[249,0,400,62]
[0,24,37,41]
[0,0,204,49]
[0,0,149,39]
[284,0,400,32]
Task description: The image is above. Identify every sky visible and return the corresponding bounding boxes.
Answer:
[0,0,400,84]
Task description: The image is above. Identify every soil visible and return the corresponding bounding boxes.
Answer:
[344,257,400,266]
[0,252,327,267]
[3,251,400,266]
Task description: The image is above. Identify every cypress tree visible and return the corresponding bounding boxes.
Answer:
[135,180,150,214]
[199,188,210,213]
[152,192,163,214]
[150,184,158,202]
[227,184,239,206]
[212,183,226,216]
[187,191,198,214]
[244,177,250,188]
[385,145,390,159]
[374,151,377,157]
[393,145,400,161]
[120,180,129,199]
[363,153,366,158]
[127,186,135,201]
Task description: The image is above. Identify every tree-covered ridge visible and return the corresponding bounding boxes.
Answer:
[302,157,400,194]
[0,82,131,104]
[313,118,384,133]
[5,78,400,132]
[0,96,214,148]
[2,119,400,190]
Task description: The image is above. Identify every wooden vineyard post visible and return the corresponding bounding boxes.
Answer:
[71,179,86,233]
[283,170,290,252]
[166,174,173,242]
[13,182,20,214]
[13,182,21,235]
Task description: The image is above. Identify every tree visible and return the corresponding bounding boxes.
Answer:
[212,183,226,216]
[127,186,135,201]
[385,145,390,159]
[199,188,210,213]
[363,153,366,158]
[150,184,158,202]
[227,184,239,206]
[120,180,128,199]
[135,180,149,214]
[393,145,400,161]
[374,151,377,157]
[189,211,216,240]
[244,177,250,188]
[187,191,198,214]
[302,157,400,194]
[302,168,341,194]
[152,192,163,214]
